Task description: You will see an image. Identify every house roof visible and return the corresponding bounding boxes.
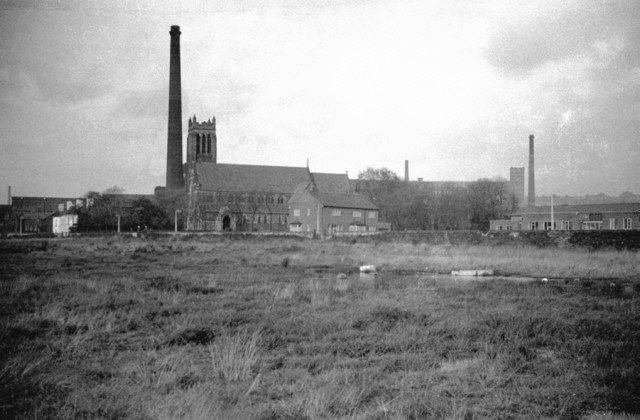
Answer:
[513,202,640,216]
[309,191,378,210]
[311,173,352,194]
[196,163,311,194]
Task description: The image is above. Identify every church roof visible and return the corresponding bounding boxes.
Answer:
[195,163,311,193]
[195,163,353,195]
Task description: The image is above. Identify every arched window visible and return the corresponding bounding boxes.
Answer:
[277,196,284,204]
[207,134,211,154]
[196,134,201,155]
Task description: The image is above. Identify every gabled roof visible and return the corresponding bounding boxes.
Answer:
[309,191,378,210]
[513,202,640,216]
[196,163,311,193]
[311,173,352,194]
[195,163,355,196]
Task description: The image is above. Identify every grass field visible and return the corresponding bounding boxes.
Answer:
[1,234,639,419]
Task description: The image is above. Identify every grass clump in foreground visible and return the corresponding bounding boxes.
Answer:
[0,235,639,419]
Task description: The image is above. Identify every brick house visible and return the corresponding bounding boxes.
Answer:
[490,202,640,231]
[288,189,380,235]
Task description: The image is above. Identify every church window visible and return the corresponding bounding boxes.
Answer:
[207,134,211,154]
[196,134,201,154]
[277,197,284,204]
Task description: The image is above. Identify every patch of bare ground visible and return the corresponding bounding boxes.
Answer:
[1,235,639,419]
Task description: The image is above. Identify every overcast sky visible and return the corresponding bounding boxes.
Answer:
[1,0,639,202]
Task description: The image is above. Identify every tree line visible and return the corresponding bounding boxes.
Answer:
[355,167,518,231]
[74,186,172,232]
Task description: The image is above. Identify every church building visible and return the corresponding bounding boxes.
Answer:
[160,25,375,233]
[183,116,355,232]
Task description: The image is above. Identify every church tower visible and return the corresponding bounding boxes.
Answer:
[187,115,217,164]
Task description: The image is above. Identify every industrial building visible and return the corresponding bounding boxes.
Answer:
[490,203,640,231]
[8,195,86,234]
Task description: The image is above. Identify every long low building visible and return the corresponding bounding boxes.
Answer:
[490,203,640,231]
[7,196,87,233]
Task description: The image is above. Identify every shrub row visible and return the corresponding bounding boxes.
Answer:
[335,230,640,250]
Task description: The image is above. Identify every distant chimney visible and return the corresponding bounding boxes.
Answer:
[528,134,535,208]
[404,160,409,182]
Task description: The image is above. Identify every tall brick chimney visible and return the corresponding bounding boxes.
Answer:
[528,134,535,208]
[404,160,409,182]
[166,25,184,189]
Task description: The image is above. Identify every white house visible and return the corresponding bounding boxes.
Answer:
[46,213,78,236]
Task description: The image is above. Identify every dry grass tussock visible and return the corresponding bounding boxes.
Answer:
[210,329,261,382]
[1,235,639,419]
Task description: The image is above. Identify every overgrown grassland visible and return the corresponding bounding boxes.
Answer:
[1,235,639,419]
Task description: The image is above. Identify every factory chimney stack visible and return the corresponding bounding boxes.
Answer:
[166,25,184,189]
[528,134,535,208]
